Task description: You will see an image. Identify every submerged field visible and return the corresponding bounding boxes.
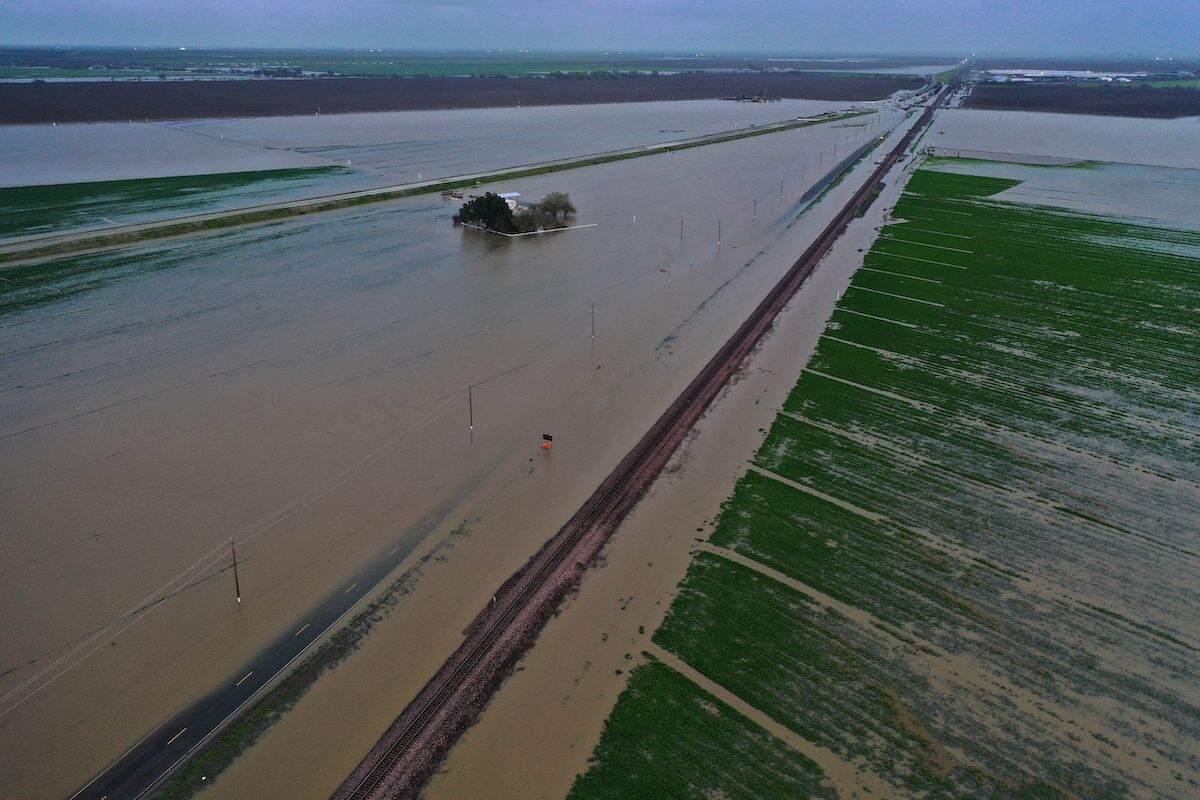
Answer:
[0,166,352,240]
[0,108,920,799]
[1,99,881,241]
[570,166,1200,798]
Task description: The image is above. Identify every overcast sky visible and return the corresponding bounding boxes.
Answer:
[2,0,1197,57]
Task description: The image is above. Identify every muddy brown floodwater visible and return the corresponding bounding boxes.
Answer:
[421,124,925,800]
[0,106,915,799]
[0,99,861,187]
[930,107,1200,168]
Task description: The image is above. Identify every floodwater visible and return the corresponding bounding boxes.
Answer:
[426,148,1200,800]
[928,159,1200,231]
[0,121,325,187]
[931,107,1200,168]
[0,105,914,799]
[162,99,867,181]
[1,99,879,241]
[421,147,923,800]
[0,99,861,189]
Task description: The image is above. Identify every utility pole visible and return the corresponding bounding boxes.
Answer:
[779,179,784,198]
[752,197,757,224]
[667,253,672,283]
[717,218,722,246]
[468,384,474,432]
[680,217,684,241]
[590,304,595,341]
[231,539,241,605]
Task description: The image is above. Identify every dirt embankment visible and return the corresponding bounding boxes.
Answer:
[964,83,1200,118]
[0,73,922,125]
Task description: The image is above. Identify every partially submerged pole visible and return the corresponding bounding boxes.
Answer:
[232,539,241,605]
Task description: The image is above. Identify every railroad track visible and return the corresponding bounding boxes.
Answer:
[334,84,953,800]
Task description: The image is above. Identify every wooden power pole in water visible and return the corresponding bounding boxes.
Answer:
[231,539,242,605]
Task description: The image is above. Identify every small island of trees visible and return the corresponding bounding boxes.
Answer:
[454,191,577,235]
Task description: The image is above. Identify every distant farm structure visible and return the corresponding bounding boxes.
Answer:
[726,91,782,103]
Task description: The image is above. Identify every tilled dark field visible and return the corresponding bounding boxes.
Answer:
[964,83,1200,117]
[0,72,922,125]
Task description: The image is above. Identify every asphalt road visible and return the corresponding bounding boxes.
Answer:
[66,489,468,800]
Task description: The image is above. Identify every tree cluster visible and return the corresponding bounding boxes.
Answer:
[454,191,577,235]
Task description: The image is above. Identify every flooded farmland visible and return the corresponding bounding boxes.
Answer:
[161,98,870,181]
[0,104,913,799]
[930,107,1200,169]
[568,156,1200,799]
[0,99,891,241]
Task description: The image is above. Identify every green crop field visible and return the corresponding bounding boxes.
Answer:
[0,166,349,240]
[569,165,1200,798]
[568,659,835,800]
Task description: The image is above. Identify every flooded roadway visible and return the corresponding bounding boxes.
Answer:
[0,104,916,798]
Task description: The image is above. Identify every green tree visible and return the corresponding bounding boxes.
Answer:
[455,192,516,233]
[513,192,578,233]
[537,192,577,222]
